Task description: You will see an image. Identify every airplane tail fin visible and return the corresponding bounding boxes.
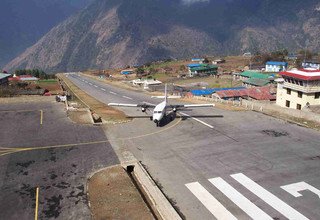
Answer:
[164,83,168,103]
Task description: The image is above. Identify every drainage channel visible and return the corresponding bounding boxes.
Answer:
[126,165,160,220]
[126,164,185,220]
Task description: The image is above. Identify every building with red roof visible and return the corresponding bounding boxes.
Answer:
[213,86,276,101]
[9,74,39,82]
[276,68,320,109]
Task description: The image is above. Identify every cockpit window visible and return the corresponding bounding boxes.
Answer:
[154,111,162,113]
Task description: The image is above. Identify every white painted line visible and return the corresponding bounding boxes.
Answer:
[89,83,93,85]
[101,88,106,91]
[231,173,309,220]
[209,177,273,220]
[185,182,237,220]
[180,112,214,129]
[94,85,98,88]
[122,96,133,100]
[281,181,320,198]
[85,81,88,83]
[109,91,117,95]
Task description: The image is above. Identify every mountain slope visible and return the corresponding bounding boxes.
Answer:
[5,0,320,73]
[0,0,93,66]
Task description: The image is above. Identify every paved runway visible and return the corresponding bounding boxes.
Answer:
[68,73,320,220]
[0,99,118,220]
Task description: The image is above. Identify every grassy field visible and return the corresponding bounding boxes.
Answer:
[35,79,62,94]
[174,75,243,88]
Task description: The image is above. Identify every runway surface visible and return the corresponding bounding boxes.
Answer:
[0,99,118,220]
[68,73,320,220]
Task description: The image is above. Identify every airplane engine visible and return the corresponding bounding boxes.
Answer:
[141,107,146,112]
[173,108,177,112]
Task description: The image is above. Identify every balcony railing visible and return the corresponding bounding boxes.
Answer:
[283,82,320,93]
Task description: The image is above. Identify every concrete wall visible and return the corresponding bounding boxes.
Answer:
[193,96,320,123]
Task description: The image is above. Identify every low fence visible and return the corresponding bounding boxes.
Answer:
[193,96,320,123]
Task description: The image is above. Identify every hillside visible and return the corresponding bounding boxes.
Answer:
[0,0,93,67]
[5,0,320,73]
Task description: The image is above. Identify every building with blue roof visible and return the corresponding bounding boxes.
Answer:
[187,63,202,68]
[302,60,320,70]
[121,69,134,75]
[265,61,288,72]
[191,87,245,96]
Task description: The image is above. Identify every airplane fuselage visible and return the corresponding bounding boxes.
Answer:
[152,100,167,125]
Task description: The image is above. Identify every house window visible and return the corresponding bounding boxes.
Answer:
[298,91,303,98]
[315,92,320,99]
[286,100,290,107]
[287,88,291,95]
[297,104,302,110]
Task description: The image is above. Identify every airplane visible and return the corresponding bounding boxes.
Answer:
[108,84,215,127]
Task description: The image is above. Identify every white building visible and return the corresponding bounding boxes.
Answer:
[265,61,288,72]
[276,68,320,110]
[302,61,320,70]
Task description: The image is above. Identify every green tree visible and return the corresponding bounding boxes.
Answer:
[136,67,145,78]
[298,49,313,61]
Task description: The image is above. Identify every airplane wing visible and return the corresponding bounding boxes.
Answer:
[108,102,156,108]
[169,103,214,110]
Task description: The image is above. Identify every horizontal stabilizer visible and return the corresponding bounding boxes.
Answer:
[108,103,138,107]
[108,102,156,108]
[183,104,215,108]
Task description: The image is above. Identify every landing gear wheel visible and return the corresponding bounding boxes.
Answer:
[156,121,160,127]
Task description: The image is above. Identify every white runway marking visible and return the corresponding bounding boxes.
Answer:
[209,177,273,220]
[89,83,92,85]
[85,81,88,83]
[109,91,117,95]
[281,181,320,198]
[231,173,309,220]
[122,96,133,100]
[180,112,214,129]
[101,88,106,91]
[94,85,98,88]
[186,182,237,220]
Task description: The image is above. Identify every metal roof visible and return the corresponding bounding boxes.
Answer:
[121,71,133,75]
[240,71,273,79]
[243,78,271,86]
[0,73,11,80]
[215,86,276,100]
[280,69,320,81]
[266,61,288,66]
[190,64,218,72]
[191,87,245,96]
[187,64,202,68]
